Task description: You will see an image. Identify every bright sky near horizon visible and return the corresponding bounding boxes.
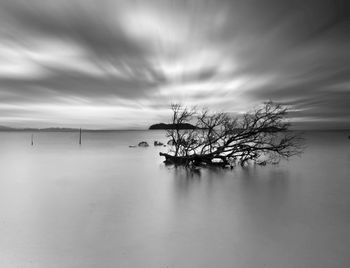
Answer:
[0,0,349,129]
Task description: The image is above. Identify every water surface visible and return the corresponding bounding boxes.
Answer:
[0,130,349,267]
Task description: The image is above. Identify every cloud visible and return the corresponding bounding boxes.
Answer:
[0,0,349,128]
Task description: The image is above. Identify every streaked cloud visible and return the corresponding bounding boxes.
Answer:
[0,0,349,129]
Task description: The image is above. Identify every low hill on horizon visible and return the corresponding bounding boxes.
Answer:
[149,123,197,130]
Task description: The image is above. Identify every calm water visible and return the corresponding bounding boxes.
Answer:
[0,130,349,268]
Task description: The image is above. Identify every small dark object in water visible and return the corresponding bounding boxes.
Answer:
[138,141,149,147]
[154,141,164,146]
[257,161,267,166]
[129,145,136,148]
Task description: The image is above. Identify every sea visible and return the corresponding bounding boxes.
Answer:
[0,130,349,268]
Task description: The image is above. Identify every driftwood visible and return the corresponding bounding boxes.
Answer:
[159,152,228,167]
[154,141,164,146]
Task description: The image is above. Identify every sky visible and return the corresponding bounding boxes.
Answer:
[0,0,349,129]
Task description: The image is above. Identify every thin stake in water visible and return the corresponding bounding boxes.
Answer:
[79,128,82,145]
[31,134,34,146]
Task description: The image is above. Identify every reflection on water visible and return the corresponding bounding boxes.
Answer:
[0,130,349,268]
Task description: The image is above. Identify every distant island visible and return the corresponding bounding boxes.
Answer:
[149,123,197,130]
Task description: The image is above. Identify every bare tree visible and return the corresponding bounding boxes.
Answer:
[165,104,197,157]
[160,101,304,168]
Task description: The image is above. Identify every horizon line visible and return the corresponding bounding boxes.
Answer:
[0,126,349,132]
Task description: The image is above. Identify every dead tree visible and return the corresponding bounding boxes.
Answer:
[160,101,303,168]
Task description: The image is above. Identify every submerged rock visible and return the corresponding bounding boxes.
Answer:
[138,141,149,147]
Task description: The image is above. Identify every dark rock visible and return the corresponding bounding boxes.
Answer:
[138,141,149,147]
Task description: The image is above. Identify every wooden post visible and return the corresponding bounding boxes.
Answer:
[31,134,34,146]
[79,128,82,145]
